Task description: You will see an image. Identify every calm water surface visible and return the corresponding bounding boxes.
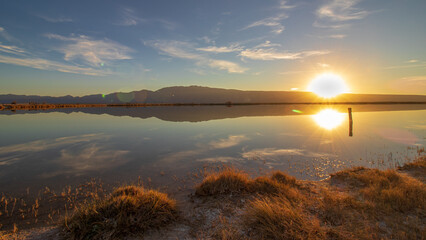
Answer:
[0,104,425,194]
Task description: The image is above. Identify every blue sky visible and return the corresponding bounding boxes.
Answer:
[0,0,425,96]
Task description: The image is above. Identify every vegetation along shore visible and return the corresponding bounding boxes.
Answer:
[0,156,424,239]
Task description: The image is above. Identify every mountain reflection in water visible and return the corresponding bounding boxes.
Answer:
[0,104,425,195]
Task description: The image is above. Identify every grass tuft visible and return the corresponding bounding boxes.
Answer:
[195,168,251,196]
[331,167,426,212]
[62,186,178,239]
[195,168,299,197]
[398,156,426,171]
[270,171,297,186]
[242,196,324,240]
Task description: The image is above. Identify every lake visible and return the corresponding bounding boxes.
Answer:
[0,104,425,195]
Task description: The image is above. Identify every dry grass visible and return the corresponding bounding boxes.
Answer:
[331,167,426,212]
[398,156,426,171]
[195,168,250,196]
[243,196,324,240]
[0,180,105,234]
[195,167,299,197]
[62,185,178,239]
[194,162,426,240]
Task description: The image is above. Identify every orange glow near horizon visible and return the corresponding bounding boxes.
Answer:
[308,73,349,98]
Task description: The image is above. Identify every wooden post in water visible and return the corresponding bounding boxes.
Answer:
[348,108,353,137]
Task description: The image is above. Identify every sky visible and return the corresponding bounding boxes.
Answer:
[0,0,425,96]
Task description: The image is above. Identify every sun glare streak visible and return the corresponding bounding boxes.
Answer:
[308,73,349,98]
[312,109,345,130]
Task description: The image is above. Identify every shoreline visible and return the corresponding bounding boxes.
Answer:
[1,102,426,111]
[0,156,424,239]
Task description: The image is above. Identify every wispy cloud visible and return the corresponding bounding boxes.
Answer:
[145,40,247,73]
[242,0,296,34]
[196,44,241,53]
[46,34,133,67]
[384,62,426,70]
[312,21,350,30]
[407,59,418,63]
[390,76,426,93]
[209,135,249,149]
[278,0,296,9]
[197,157,242,163]
[0,134,108,154]
[0,26,17,42]
[329,34,347,39]
[316,0,369,22]
[0,43,26,55]
[254,41,281,48]
[38,15,73,23]
[240,48,329,60]
[52,144,129,175]
[242,14,288,34]
[0,55,110,76]
[146,40,201,60]
[117,7,177,30]
[242,148,336,160]
[118,7,142,26]
[207,59,247,73]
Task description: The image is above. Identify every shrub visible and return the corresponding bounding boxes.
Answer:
[63,186,178,239]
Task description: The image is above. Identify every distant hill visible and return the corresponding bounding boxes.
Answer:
[1,86,426,104]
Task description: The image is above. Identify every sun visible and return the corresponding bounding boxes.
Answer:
[308,73,349,98]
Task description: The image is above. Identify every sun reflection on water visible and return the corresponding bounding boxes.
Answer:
[312,109,345,130]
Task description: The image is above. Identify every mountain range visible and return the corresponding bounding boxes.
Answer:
[1,86,426,104]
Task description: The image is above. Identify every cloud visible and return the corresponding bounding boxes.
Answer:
[118,7,142,26]
[278,0,296,9]
[187,68,206,75]
[145,40,201,60]
[0,54,110,76]
[197,157,242,163]
[242,148,304,159]
[46,34,133,67]
[329,34,347,39]
[198,36,215,44]
[318,63,330,68]
[389,76,426,93]
[242,148,336,160]
[0,134,108,155]
[146,40,247,73]
[242,14,288,34]
[160,149,204,163]
[316,0,369,21]
[384,62,426,70]
[208,59,247,73]
[53,144,129,174]
[38,15,73,23]
[209,135,249,149]
[254,41,281,48]
[0,43,26,55]
[407,59,418,63]
[312,21,351,30]
[0,26,17,42]
[196,44,241,53]
[240,48,329,60]
[117,7,177,30]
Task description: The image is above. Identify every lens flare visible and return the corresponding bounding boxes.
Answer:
[312,109,345,130]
